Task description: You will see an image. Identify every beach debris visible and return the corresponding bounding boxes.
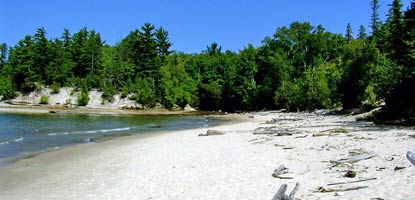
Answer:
[394,166,406,171]
[407,151,415,166]
[344,170,357,178]
[253,126,301,136]
[249,137,273,144]
[148,124,161,128]
[272,165,293,179]
[198,129,226,136]
[271,182,299,200]
[330,152,378,166]
[314,185,369,193]
[327,177,377,186]
[312,128,348,137]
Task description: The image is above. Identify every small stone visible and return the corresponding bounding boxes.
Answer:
[344,170,356,178]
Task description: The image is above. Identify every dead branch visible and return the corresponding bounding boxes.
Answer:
[327,177,377,186]
[330,152,378,166]
[315,185,369,193]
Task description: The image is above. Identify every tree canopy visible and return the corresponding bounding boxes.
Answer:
[1,0,415,121]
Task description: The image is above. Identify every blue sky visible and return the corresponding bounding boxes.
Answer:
[0,0,413,53]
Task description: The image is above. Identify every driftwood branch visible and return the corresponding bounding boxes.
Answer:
[288,183,300,198]
[253,127,301,136]
[330,152,378,166]
[327,177,377,186]
[272,165,293,179]
[198,129,225,136]
[272,183,300,200]
[315,185,369,193]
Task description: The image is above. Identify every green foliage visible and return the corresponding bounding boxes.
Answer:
[39,95,49,104]
[51,82,60,94]
[2,11,415,120]
[134,77,156,107]
[77,90,90,106]
[363,84,377,105]
[101,84,116,102]
[159,57,197,108]
[275,80,303,111]
[0,77,15,100]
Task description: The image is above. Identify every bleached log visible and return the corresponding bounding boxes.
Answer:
[271,184,288,200]
[330,152,378,165]
[272,183,299,200]
[288,183,300,198]
[272,165,289,178]
[198,129,225,136]
[327,177,377,186]
[315,185,369,193]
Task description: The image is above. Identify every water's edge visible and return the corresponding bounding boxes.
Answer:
[0,113,230,167]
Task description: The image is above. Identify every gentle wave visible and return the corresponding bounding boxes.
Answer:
[0,137,24,145]
[47,127,132,136]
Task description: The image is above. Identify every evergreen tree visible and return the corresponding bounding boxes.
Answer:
[155,27,172,58]
[371,0,381,34]
[386,0,405,64]
[346,23,354,43]
[0,43,7,70]
[358,25,368,40]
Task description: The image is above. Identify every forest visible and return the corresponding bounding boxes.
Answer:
[1,0,415,120]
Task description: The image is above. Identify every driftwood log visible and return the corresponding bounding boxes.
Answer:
[253,127,300,136]
[271,183,300,200]
[198,129,226,136]
[272,165,293,179]
[315,185,369,193]
[330,152,378,166]
[327,177,377,186]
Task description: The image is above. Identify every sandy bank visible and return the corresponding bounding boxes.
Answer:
[0,112,414,199]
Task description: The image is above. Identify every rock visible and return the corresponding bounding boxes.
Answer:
[184,104,196,111]
[198,129,225,136]
[344,170,356,178]
[149,124,162,128]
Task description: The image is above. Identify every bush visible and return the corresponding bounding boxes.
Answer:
[40,95,49,104]
[0,77,16,100]
[77,90,89,106]
[102,85,116,102]
[51,82,60,94]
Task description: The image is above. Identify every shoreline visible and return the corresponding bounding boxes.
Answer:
[0,112,414,199]
[0,110,242,168]
[0,103,206,115]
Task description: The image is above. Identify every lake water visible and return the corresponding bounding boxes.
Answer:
[0,113,222,166]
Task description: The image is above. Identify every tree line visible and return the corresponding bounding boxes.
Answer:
[0,0,415,120]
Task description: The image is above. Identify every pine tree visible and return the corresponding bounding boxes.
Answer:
[370,0,381,34]
[386,0,405,64]
[346,23,354,43]
[155,27,172,58]
[0,43,7,70]
[358,25,368,40]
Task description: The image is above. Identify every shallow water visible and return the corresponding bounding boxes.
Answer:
[0,113,221,165]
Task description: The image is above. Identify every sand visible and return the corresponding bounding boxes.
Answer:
[0,111,414,200]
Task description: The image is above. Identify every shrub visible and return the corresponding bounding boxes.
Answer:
[51,82,60,94]
[0,77,16,100]
[40,95,49,104]
[102,85,116,102]
[77,91,89,106]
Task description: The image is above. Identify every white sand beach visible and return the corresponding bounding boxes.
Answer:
[0,111,414,200]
